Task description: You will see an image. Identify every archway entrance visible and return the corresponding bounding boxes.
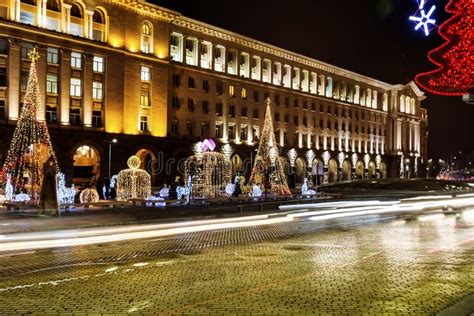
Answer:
[311,158,323,186]
[368,161,377,178]
[355,160,364,179]
[380,162,387,178]
[342,160,351,181]
[73,145,100,185]
[295,157,306,184]
[136,148,157,185]
[328,159,338,183]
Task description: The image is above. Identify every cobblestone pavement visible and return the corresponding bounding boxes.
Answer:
[0,211,472,315]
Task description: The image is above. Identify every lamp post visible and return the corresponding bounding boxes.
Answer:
[106,138,118,179]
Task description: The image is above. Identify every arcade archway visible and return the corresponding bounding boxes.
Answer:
[355,160,364,179]
[368,161,377,178]
[342,160,352,181]
[295,157,306,184]
[73,145,100,185]
[328,159,338,183]
[380,162,387,178]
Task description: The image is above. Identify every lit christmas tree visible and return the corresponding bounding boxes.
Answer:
[1,47,58,202]
[415,0,473,96]
[248,98,291,196]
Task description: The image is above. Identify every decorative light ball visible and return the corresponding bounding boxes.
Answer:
[80,188,99,204]
[127,155,141,170]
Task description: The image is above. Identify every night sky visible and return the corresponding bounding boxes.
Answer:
[153,0,473,159]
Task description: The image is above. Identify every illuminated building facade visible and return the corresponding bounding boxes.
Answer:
[0,0,428,186]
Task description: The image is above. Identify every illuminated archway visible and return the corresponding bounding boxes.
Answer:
[295,157,306,184]
[328,159,338,183]
[73,145,100,184]
[135,148,157,185]
[311,158,323,186]
[380,162,387,179]
[342,160,352,181]
[368,161,376,178]
[355,160,364,179]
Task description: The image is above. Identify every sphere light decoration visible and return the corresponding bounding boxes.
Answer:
[79,188,99,204]
[116,155,151,201]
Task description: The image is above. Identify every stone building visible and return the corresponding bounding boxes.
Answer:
[0,0,428,186]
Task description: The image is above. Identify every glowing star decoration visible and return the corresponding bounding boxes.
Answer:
[409,0,437,36]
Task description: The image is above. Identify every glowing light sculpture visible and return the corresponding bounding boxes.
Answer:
[415,0,473,96]
[0,47,58,203]
[57,172,75,205]
[248,98,291,196]
[301,178,316,196]
[409,0,437,36]
[116,155,151,201]
[184,152,232,199]
[79,188,99,204]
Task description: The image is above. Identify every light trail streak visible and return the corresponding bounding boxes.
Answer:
[0,217,292,252]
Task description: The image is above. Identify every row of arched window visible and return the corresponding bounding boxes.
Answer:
[1,0,108,42]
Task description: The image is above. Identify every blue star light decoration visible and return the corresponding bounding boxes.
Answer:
[409,0,437,36]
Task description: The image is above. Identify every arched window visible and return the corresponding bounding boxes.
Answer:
[141,21,153,53]
[92,8,107,41]
[46,0,60,12]
[70,3,84,36]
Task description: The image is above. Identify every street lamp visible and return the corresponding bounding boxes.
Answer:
[106,138,118,179]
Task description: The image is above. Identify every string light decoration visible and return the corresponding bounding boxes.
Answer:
[415,0,473,96]
[1,47,58,202]
[57,172,75,205]
[116,155,151,201]
[248,98,291,196]
[184,152,232,198]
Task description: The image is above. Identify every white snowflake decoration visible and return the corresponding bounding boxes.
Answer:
[409,0,436,36]
[252,184,262,198]
[14,193,31,202]
[159,187,169,198]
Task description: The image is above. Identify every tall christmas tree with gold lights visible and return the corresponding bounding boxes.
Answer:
[248,98,291,196]
[1,47,58,202]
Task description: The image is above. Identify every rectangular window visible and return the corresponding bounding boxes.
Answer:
[202,101,209,114]
[141,66,151,81]
[71,52,82,69]
[92,110,102,127]
[284,96,289,107]
[274,94,280,106]
[0,68,7,87]
[0,100,6,120]
[140,90,150,107]
[21,43,33,59]
[171,120,179,135]
[187,98,195,112]
[229,104,235,117]
[70,108,81,126]
[284,114,289,123]
[171,96,180,110]
[20,70,28,90]
[241,87,247,99]
[229,85,235,98]
[186,121,194,137]
[228,124,235,140]
[47,48,59,64]
[240,125,248,141]
[253,90,259,102]
[92,82,103,100]
[140,116,149,132]
[293,99,299,108]
[275,112,280,122]
[172,74,181,87]
[188,76,195,88]
[216,103,223,116]
[253,108,259,119]
[241,106,248,117]
[216,82,223,95]
[46,74,58,94]
[294,115,298,125]
[215,123,223,138]
[70,78,82,97]
[202,80,209,92]
[45,106,57,123]
[93,56,104,73]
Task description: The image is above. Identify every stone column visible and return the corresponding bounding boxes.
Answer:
[83,53,93,127]
[8,38,20,121]
[60,49,71,125]
[85,10,94,39]
[61,4,71,33]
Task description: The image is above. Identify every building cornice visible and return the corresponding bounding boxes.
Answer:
[104,0,178,22]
